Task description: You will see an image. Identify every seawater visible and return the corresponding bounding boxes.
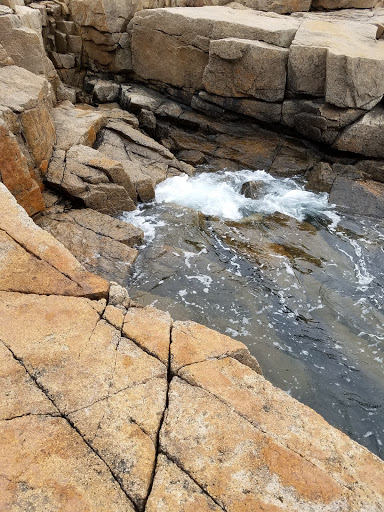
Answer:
[121,170,384,459]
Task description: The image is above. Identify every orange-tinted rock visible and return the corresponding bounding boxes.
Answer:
[161,378,353,511]
[0,121,45,215]
[0,416,136,511]
[0,342,56,420]
[171,320,261,374]
[123,306,172,365]
[0,184,109,299]
[103,304,125,330]
[69,378,167,509]
[0,291,168,510]
[146,454,223,512]
[179,357,384,506]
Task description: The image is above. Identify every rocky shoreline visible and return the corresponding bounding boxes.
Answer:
[1,0,384,508]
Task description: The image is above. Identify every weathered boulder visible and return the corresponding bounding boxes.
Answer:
[51,101,105,151]
[0,65,55,174]
[36,207,143,282]
[46,145,137,214]
[93,79,121,103]
[329,176,384,217]
[0,9,47,75]
[96,120,194,202]
[333,104,384,158]
[131,6,299,92]
[0,121,45,215]
[0,184,109,298]
[288,16,384,109]
[305,162,336,193]
[282,98,365,145]
[203,37,288,102]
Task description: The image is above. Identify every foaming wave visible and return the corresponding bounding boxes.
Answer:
[155,170,338,224]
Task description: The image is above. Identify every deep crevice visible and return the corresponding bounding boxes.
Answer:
[141,322,173,510]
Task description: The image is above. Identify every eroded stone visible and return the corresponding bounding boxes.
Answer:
[171,320,261,374]
[123,306,172,365]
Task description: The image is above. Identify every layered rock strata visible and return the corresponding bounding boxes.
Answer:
[130,6,384,160]
[1,186,383,510]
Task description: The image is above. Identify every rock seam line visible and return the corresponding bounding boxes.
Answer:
[142,321,173,510]
[0,336,140,512]
[177,367,361,495]
[159,450,227,512]
[0,227,84,291]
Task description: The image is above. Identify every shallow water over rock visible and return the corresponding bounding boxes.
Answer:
[121,171,384,459]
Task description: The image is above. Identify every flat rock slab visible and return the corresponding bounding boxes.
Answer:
[146,454,223,512]
[0,416,136,512]
[52,101,105,151]
[171,320,261,374]
[0,184,109,299]
[160,377,383,511]
[36,207,141,282]
[123,306,172,365]
[178,357,384,505]
[0,291,168,509]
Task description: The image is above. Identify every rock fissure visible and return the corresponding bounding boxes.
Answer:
[0,227,91,293]
[66,375,163,417]
[1,412,60,422]
[0,336,139,511]
[176,369,367,495]
[158,450,228,512]
[142,322,173,509]
[122,334,166,367]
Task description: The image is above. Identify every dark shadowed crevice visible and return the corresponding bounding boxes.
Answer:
[141,322,173,510]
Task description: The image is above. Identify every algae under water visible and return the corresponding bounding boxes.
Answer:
[121,169,384,459]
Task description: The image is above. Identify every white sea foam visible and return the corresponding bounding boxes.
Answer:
[155,169,338,223]
[120,205,165,244]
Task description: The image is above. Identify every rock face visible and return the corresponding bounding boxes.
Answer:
[36,207,143,282]
[0,183,109,298]
[0,65,55,214]
[130,6,384,158]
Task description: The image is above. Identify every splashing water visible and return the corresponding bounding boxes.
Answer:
[155,170,339,224]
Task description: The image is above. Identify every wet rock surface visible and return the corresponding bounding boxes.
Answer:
[35,207,143,282]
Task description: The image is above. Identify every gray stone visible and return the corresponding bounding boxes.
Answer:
[94,80,121,103]
[241,180,266,199]
[138,109,157,136]
[198,90,282,124]
[329,177,384,218]
[333,105,384,158]
[203,37,288,102]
